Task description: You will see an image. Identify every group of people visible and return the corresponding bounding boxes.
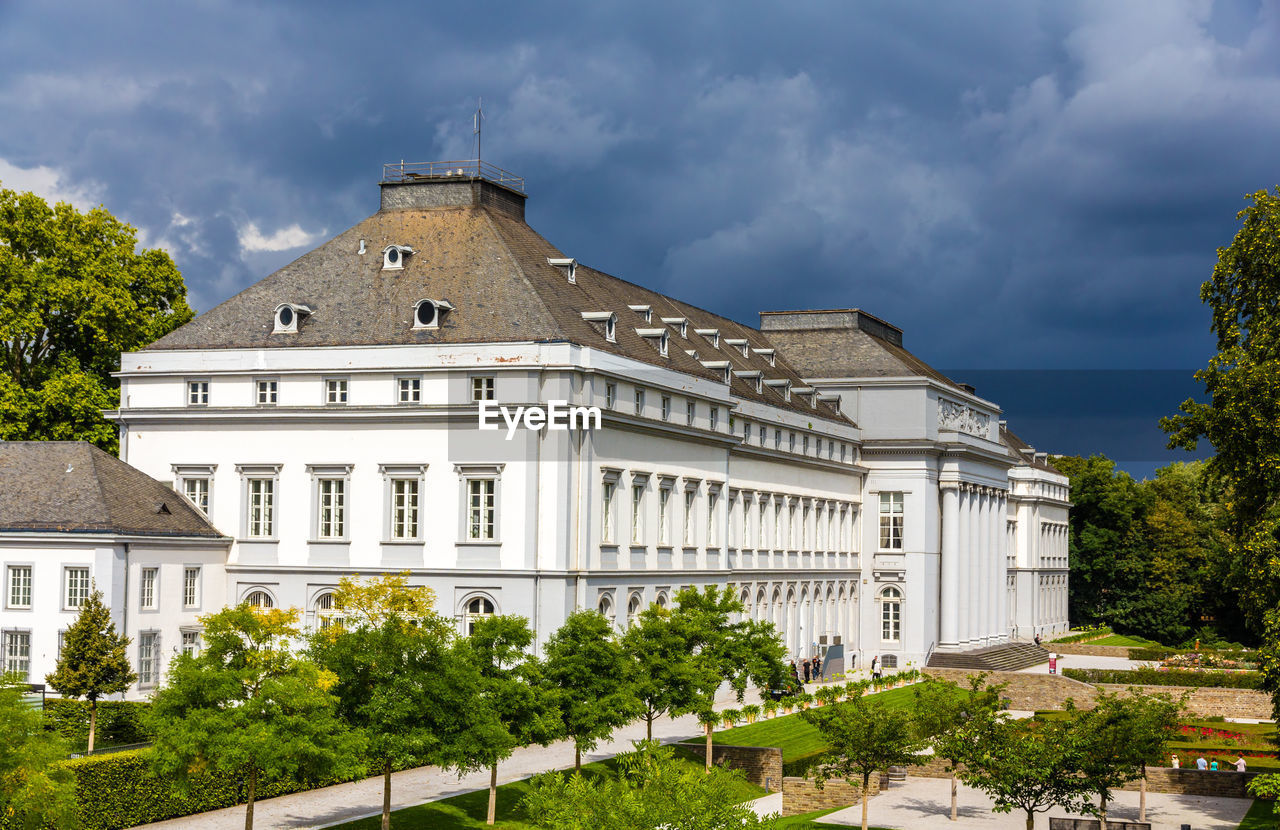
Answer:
[1171,753,1248,772]
[789,654,823,684]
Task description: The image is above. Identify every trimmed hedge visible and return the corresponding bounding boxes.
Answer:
[1062,667,1263,689]
[45,699,155,749]
[782,749,828,779]
[60,748,370,830]
[1051,627,1112,644]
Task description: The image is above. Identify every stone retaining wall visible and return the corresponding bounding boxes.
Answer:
[680,744,783,792]
[1050,643,1135,658]
[782,774,880,816]
[1094,684,1273,719]
[1118,767,1258,798]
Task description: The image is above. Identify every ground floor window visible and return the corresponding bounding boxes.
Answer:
[880,586,902,641]
[3,631,30,680]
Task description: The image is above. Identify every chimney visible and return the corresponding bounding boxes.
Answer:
[378,160,527,220]
[758,308,904,347]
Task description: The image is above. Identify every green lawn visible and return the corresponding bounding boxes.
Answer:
[331,748,763,829]
[1238,799,1277,829]
[775,808,889,828]
[1090,634,1163,648]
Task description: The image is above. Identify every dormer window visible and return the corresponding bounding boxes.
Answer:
[581,311,618,343]
[635,328,669,357]
[818,393,841,413]
[700,360,730,383]
[765,378,791,401]
[662,317,689,338]
[629,304,653,323]
[753,348,776,367]
[735,370,763,394]
[725,338,749,357]
[695,328,720,348]
[793,386,816,407]
[413,298,454,330]
[274,303,311,334]
[548,257,577,284]
[383,244,414,270]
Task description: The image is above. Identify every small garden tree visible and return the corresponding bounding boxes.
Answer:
[912,674,1005,821]
[1074,691,1183,829]
[543,609,642,770]
[311,574,509,830]
[1123,691,1184,822]
[522,740,777,830]
[960,716,1092,830]
[622,603,714,741]
[0,674,77,829]
[148,604,365,830]
[800,694,925,830]
[45,584,136,753]
[469,614,563,825]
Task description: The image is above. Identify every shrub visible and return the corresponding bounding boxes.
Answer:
[1062,667,1263,689]
[44,699,155,749]
[782,749,828,778]
[741,704,761,724]
[1052,626,1113,644]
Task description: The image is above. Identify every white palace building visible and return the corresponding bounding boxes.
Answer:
[0,162,1070,695]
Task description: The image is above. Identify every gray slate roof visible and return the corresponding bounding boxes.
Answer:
[999,426,1062,474]
[0,442,225,537]
[147,185,851,424]
[758,319,960,388]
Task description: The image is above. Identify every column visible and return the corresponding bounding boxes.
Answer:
[964,486,979,647]
[939,483,961,649]
[994,493,1008,643]
[977,488,991,646]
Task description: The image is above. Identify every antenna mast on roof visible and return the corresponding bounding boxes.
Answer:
[473,97,484,165]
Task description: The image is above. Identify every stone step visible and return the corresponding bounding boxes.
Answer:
[927,641,1049,672]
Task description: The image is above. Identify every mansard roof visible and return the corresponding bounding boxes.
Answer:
[147,181,849,424]
[0,442,225,538]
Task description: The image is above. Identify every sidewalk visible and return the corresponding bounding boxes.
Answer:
[139,685,770,830]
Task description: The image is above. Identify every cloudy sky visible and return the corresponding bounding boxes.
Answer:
[3,0,1277,474]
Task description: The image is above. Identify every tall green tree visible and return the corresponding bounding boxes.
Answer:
[800,694,924,830]
[0,675,77,830]
[912,675,1004,822]
[543,610,641,771]
[463,614,562,826]
[310,574,509,830]
[959,717,1092,830]
[622,604,710,741]
[148,604,365,830]
[0,186,194,451]
[44,585,135,753]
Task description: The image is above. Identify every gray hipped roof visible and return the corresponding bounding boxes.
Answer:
[0,442,225,537]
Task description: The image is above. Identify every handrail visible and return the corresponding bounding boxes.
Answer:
[381,159,525,193]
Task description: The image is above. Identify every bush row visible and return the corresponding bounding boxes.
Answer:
[44,699,155,748]
[1063,667,1264,689]
[1052,627,1113,644]
[1127,647,1259,664]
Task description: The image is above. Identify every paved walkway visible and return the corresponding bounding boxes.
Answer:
[821,776,1253,830]
[1017,652,1150,673]
[139,684,772,830]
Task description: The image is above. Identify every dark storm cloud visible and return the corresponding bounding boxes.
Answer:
[1,0,1276,474]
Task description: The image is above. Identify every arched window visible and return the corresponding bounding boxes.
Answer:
[881,654,898,669]
[880,586,901,642]
[655,592,669,610]
[246,590,274,608]
[627,592,643,619]
[464,596,496,635]
[597,593,614,621]
[314,591,346,631]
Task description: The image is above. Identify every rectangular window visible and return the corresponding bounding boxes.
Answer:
[602,481,616,543]
[247,478,274,537]
[773,501,782,548]
[3,632,30,680]
[256,379,278,405]
[187,380,209,406]
[391,478,420,539]
[318,478,346,538]
[774,429,781,449]
[468,479,496,540]
[634,388,645,415]
[325,378,348,404]
[709,407,719,431]
[882,595,901,641]
[7,566,31,609]
[658,487,671,545]
[789,433,796,452]
[605,382,617,409]
[660,396,671,421]
[65,568,89,609]
[683,490,695,545]
[183,567,200,609]
[631,484,644,544]
[759,425,767,446]
[139,632,159,686]
[686,400,696,426]
[803,435,810,454]
[879,492,905,550]
[706,490,719,547]
[758,499,767,549]
[183,477,210,515]
[181,631,200,657]
[398,377,421,404]
[789,503,798,549]
[139,568,157,610]
[802,503,811,550]
[472,376,496,401]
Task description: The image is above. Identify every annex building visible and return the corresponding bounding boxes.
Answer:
[1,162,1070,695]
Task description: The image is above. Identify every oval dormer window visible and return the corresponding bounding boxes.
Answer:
[387,248,400,266]
[605,314,617,343]
[416,300,436,327]
[278,305,294,328]
[273,302,310,334]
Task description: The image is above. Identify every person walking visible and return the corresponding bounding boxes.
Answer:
[802,659,811,683]
[870,655,881,681]
[811,655,821,682]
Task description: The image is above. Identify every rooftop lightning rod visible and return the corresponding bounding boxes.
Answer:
[473,97,484,165]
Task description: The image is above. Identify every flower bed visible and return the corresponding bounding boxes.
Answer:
[1062,666,1263,689]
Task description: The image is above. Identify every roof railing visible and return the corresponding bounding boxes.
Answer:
[380,159,525,193]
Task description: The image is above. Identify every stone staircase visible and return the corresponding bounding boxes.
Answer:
[926,641,1049,672]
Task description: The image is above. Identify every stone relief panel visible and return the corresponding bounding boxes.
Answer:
[937,398,992,437]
